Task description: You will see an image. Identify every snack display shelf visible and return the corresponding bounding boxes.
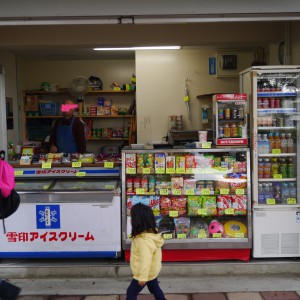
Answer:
[0,163,122,258]
[122,148,252,261]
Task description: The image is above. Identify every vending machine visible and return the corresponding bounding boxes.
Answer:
[240,66,300,258]
[213,94,248,147]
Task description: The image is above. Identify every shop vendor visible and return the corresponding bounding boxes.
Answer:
[49,100,86,153]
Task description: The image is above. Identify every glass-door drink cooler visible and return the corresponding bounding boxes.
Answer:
[240,66,300,258]
[122,148,252,262]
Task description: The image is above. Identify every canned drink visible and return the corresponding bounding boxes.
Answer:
[257,98,263,109]
[231,108,238,120]
[269,97,275,108]
[126,178,133,193]
[225,108,231,120]
[263,98,269,108]
[278,117,284,127]
[285,117,294,127]
[238,107,244,119]
[219,108,224,120]
[274,98,280,108]
[218,126,224,138]
[272,118,277,127]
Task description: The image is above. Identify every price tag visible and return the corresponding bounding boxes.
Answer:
[169,211,179,217]
[155,168,165,174]
[135,188,145,195]
[198,230,207,239]
[176,168,185,174]
[76,171,86,177]
[235,189,245,195]
[186,168,193,174]
[213,233,222,238]
[220,167,229,172]
[185,189,195,196]
[105,185,115,190]
[198,209,208,216]
[225,208,234,215]
[201,189,211,195]
[220,188,230,195]
[177,233,186,239]
[14,170,23,176]
[287,198,297,205]
[273,174,282,179]
[72,161,82,168]
[163,234,173,240]
[172,189,182,196]
[142,168,150,174]
[272,149,282,154]
[202,142,211,149]
[126,167,136,174]
[235,233,245,238]
[104,161,114,168]
[159,189,168,195]
[42,162,52,169]
[266,198,276,205]
[166,168,175,174]
[184,95,189,102]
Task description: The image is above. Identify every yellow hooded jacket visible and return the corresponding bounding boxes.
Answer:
[130,232,164,282]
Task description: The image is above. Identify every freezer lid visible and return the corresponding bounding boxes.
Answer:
[51,178,119,191]
[16,179,54,191]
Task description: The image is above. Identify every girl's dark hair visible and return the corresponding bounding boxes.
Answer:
[131,203,158,237]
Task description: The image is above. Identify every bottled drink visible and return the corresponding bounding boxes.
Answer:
[262,134,270,154]
[279,158,287,178]
[281,182,289,204]
[286,133,295,153]
[258,183,265,204]
[237,122,243,138]
[287,158,295,178]
[274,132,281,150]
[230,123,238,137]
[288,182,297,200]
[273,183,281,204]
[268,132,275,152]
[258,134,263,154]
[224,123,231,138]
[258,158,264,179]
[265,183,274,201]
[271,158,279,177]
[280,133,287,153]
[263,158,271,178]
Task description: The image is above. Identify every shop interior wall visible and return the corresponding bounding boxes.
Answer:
[0,50,18,147]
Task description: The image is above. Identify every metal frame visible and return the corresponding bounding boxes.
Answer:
[122,148,252,250]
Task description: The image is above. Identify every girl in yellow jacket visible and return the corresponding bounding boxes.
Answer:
[126,203,166,300]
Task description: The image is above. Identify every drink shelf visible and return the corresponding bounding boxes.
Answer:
[258,126,296,130]
[257,92,297,97]
[253,204,300,209]
[257,108,296,113]
[258,178,297,182]
[258,153,297,157]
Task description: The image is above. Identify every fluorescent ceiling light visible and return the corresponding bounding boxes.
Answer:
[94,46,181,51]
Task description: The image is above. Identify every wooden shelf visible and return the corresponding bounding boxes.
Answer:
[87,138,129,141]
[25,115,134,119]
[24,89,135,95]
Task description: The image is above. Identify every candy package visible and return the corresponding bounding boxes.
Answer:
[202,196,217,216]
[187,196,202,216]
[174,217,190,237]
[190,218,209,239]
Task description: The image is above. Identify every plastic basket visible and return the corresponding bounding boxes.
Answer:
[39,102,59,116]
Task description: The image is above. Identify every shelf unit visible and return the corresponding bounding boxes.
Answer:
[22,89,136,148]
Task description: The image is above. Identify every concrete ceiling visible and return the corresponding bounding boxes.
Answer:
[0,22,287,60]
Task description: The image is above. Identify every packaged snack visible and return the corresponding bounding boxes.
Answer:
[148,175,156,193]
[187,196,202,216]
[215,180,230,194]
[104,98,112,107]
[141,175,148,192]
[125,153,136,168]
[232,195,247,215]
[155,153,165,172]
[205,181,215,194]
[171,196,187,216]
[224,220,247,238]
[196,180,205,195]
[175,155,186,171]
[133,176,141,192]
[38,154,47,164]
[144,153,154,170]
[190,218,209,238]
[160,196,172,216]
[111,105,119,115]
[148,195,160,216]
[97,106,105,116]
[230,181,247,194]
[155,175,171,194]
[126,177,133,193]
[81,153,94,164]
[217,195,232,216]
[166,156,175,169]
[112,128,124,138]
[171,177,183,190]
[185,155,196,169]
[202,196,217,216]
[183,179,196,194]
[174,217,190,237]
[136,153,144,172]
[158,216,175,238]
[127,195,150,215]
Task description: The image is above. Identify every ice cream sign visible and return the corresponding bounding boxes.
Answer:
[61,103,78,112]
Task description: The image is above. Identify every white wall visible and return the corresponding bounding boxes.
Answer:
[135,49,241,143]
